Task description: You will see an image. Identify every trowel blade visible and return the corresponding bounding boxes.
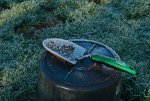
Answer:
[43,38,87,65]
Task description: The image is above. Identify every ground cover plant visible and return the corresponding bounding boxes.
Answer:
[0,0,150,101]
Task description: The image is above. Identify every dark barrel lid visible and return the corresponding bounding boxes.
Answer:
[40,39,121,90]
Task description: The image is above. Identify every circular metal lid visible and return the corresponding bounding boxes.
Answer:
[40,39,120,89]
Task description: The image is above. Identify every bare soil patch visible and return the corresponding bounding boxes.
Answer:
[15,18,63,38]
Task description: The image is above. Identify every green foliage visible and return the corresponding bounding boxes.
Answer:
[54,0,97,22]
[0,0,150,101]
[0,0,51,37]
[0,0,30,9]
[145,90,150,101]
[112,0,150,19]
[0,34,42,101]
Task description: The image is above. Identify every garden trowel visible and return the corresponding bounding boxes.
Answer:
[43,38,136,75]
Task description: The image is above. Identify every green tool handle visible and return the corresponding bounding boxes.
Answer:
[91,54,137,75]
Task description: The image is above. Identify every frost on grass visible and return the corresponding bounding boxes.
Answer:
[0,0,150,101]
[54,0,97,22]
